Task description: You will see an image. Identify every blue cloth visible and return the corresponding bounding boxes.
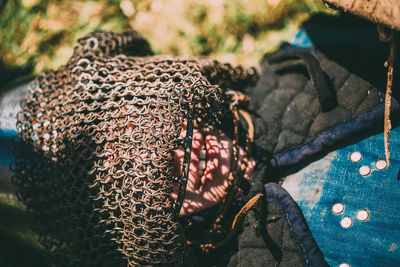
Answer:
[289,29,314,49]
[0,82,28,180]
[282,125,400,266]
[279,22,400,266]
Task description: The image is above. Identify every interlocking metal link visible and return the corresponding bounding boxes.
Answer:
[11,30,259,266]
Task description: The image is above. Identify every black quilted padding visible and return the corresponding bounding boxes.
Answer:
[246,47,381,156]
[228,202,304,267]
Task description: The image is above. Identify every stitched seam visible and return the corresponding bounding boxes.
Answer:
[284,211,310,266]
[347,75,369,112]
[305,69,351,140]
[285,91,316,138]
[272,80,308,154]
[307,105,352,143]
[268,197,312,267]
[255,68,280,109]
[325,55,351,93]
[355,84,377,114]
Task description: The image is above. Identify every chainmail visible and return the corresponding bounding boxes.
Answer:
[11,31,259,266]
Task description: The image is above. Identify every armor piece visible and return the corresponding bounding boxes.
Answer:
[11,31,258,265]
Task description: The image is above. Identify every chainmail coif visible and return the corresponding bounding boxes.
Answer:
[12,31,259,266]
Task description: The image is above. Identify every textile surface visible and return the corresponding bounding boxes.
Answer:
[282,125,400,266]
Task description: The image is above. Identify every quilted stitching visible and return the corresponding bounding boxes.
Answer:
[230,204,304,267]
[246,48,381,156]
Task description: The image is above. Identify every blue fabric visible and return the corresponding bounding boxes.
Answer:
[279,23,400,266]
[265,183,328,267]
[289,29,314,49]
[282,125,400,266]
[0,82,28,179]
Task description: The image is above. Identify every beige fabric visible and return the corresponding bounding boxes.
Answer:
[323,0,400,30]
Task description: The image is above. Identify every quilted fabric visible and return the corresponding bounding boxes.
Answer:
[246,14,400,169]
[229,204,304,267]
[228,183,328,267]
[247,46,383,157]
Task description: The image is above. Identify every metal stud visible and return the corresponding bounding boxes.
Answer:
[340,217,353,228]
[350,151,362,162]
[356,209,370,221]
[375,159,387,170]
[359,165,371,176]
[332,203,344,214]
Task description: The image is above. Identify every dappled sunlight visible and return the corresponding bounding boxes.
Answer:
[172,122,255,217]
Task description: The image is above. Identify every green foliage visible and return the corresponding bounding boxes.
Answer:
[0,0,331,89]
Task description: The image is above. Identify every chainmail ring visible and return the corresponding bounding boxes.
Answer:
[12,31,259,265]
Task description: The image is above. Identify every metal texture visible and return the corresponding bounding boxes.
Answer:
[11,31,259,266]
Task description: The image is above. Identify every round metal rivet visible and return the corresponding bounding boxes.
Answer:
[375,159,387,170]
[332,203,344,214]
[339,263,350,267]
[350,151,362,162]
[340,217,353,228]
[356,209,370,221]
[359,165,371,176]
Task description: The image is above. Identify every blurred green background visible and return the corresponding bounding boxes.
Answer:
[0,0,332,266]
[0,0,333,91]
